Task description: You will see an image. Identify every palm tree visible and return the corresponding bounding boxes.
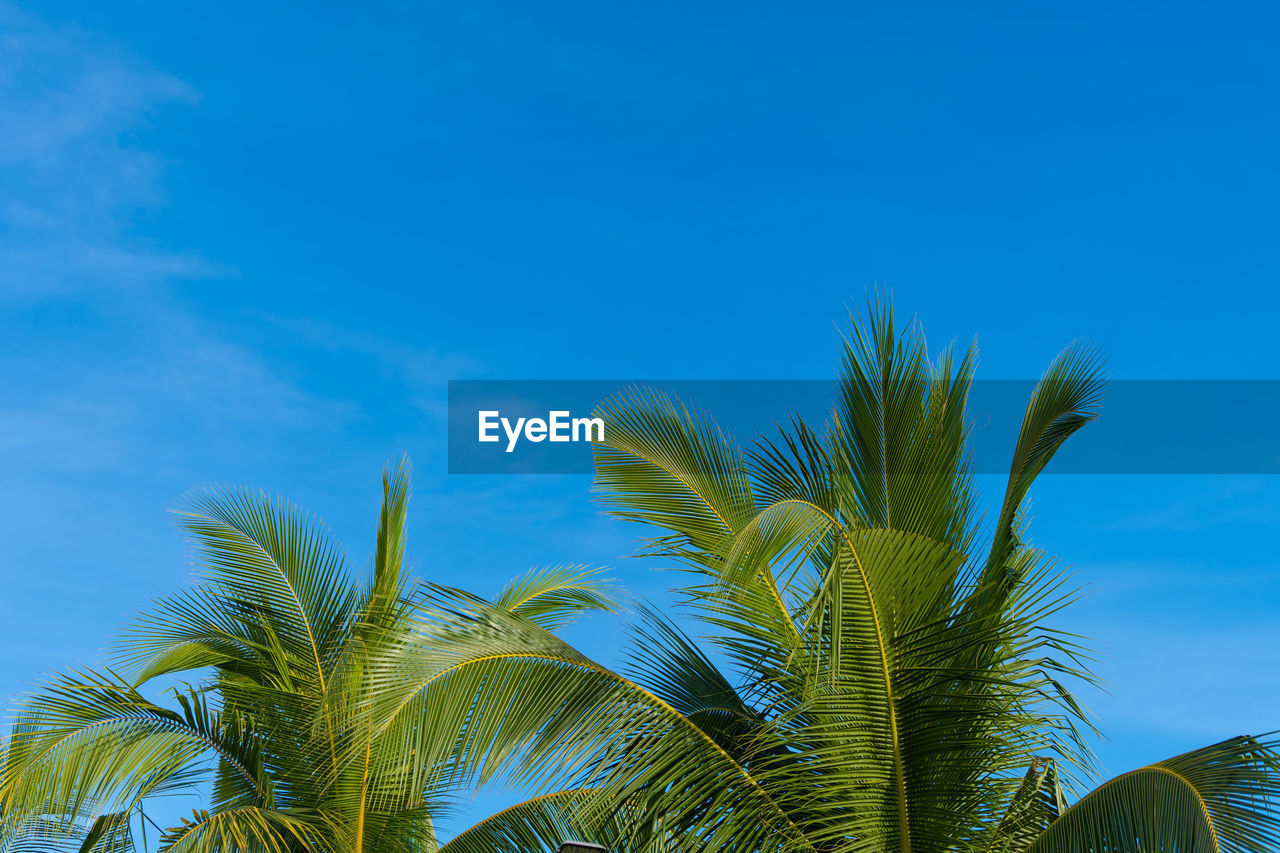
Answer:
[5,304,1280,852]
[0,461,617,852]
[433,305,1280,851]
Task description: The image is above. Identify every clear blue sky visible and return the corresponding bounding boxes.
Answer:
[2,0,1279,841]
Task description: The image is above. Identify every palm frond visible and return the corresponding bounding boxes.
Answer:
[77,812,134,853]
[829,297,978,552]
[984,345,1106,585]
[158,806,312,853]
[439,789,654,853]
[593,387,756,569]
[361,455,413,636]
[494,565,619,631]
[1,671,272,846]
[622,605,771,767]
[1029,735,1280,853]
[356,586,815,851]
[170,485,359,694]
[978,759,1065,853]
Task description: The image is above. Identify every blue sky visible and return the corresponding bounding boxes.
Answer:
[2,0,1279,841]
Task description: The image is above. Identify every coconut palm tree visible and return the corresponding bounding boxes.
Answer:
[0,461,617,852]
[5,304,1280,852]
[430,305,1280,851]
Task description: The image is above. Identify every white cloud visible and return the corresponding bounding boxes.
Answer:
[0,4,358,472]
[0,2,218,297]
[260,313,479,420]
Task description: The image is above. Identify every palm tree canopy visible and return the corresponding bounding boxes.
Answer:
[4,303,1279,853]
[0,459,618,852]
[438,303,1280,852]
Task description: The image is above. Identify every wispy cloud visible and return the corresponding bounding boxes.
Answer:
[0,3,365,469]
[262,314,479,419]
[0,0,370,716]
[0,2,221,296]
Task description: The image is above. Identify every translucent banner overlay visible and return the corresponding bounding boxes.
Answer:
[448,380,1280,475]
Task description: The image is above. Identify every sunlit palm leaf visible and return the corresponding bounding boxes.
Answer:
[158,806,311,853]
[2,672,263,824]
[494,565,619,630]
[439,789,654,853]
[1029,735,1280,853]
[357,586,815,851]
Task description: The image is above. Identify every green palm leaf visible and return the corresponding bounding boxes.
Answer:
[358,586,815,851]
[494,565,619,630]
[158,806,311,853]
[439,789,655,853]
[1029,736,1280,853]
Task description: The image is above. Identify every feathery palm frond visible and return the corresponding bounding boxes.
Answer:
[1028,735,1280,853]
[438,789,661,853]
[494,565,619,630]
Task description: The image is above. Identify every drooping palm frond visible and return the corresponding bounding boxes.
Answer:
[438,789,658,853]
[494,565,619,631]
[0,669,283,853]
[356,585,816,852]
[157,806,311,853]
[1028,735,1280,853]
[173,486,359,693]
[1,672,262,826]
[593,387,757,570]
[117,486,360,697]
